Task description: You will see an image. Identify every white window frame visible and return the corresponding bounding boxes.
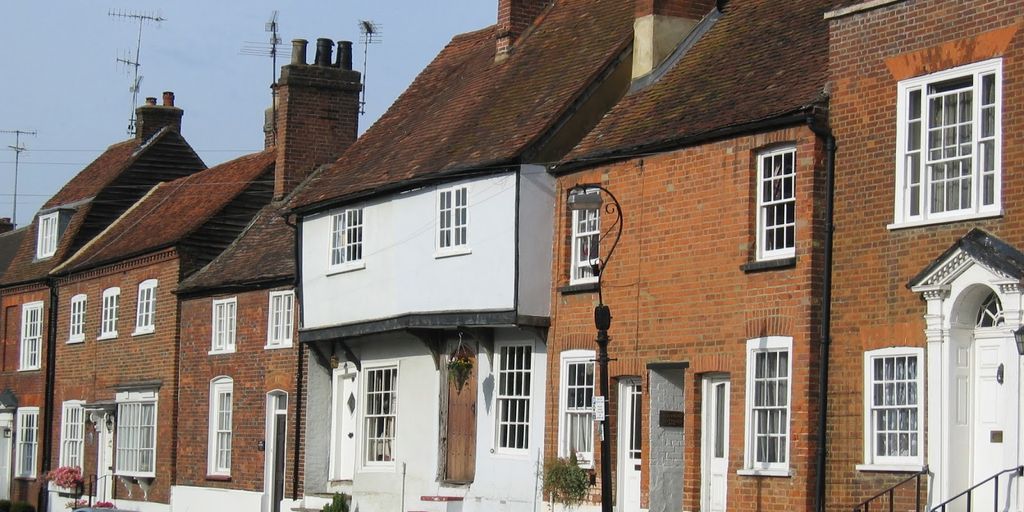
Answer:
[892,58,1003,228]
[132,279,157,335]
[495,342,533,455]
[15,407,39,479]
[265,290,294,349]
[858,347,925,471]
[36,212,58,259]
[329,208,365,273]
[19,301,43,371]
[210,297,237,355]
[68,294,87,344]
[740,336,792,476]
[59,400,85,469]
[361,363,399,470]
[436,185,470,257]
[115,390,157,478]
[98,287,120,340]
[569,189,600,285]
[557,350,595,467]
[756,146,797,260]
[208,377,233,476]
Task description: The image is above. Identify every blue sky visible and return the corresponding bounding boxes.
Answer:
[0,1,495,227]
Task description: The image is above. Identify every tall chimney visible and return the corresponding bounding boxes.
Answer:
[135,90,184,141]
[0,217,13,234]
[272,38,362,199]
[632,0,716,79]
[496,0,551,61]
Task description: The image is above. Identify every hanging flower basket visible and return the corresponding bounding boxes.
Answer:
[447,345,475,394]
[46,465,84,497]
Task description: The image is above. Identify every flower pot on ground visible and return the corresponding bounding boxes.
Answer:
[543,453,592,510]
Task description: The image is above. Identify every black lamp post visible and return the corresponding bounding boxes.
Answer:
[567,184,623,512]
[1014,325,1024,356]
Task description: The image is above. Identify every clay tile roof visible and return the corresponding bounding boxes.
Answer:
[58,149,276,273]
[45,138,143,208]
[177,202,295,294]
[563,0,832,164]
[290,0,633,211]
[0,227,28,281]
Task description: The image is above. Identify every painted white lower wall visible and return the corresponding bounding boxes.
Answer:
[310,327,547,512]
[170,486,263,512]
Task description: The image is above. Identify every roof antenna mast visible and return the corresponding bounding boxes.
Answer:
[358,20,382,116]
[241,11,283,144]
[109,9,166,136]
[0,129,37,228]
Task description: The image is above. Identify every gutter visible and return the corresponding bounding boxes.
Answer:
[38,278,58,512]
[806,110,835,512]
[283,213,303,501]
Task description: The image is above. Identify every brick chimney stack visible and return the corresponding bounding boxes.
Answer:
[632,0,716,79]
[135,91,184,141]
[272,38,362,199]
[0,218,12,234]
[496,0,551,61]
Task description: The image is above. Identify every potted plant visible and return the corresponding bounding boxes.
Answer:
[543,453,591,510]
[45,466,83,498]
[447,345,474,393]
[321,493,350,512]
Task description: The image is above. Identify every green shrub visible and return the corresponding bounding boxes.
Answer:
[0,499,11,512]
[321,493,350,512]
[543,453,591,507]
[9,502,34,512]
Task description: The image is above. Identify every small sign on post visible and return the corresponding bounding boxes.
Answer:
[594,396,606,421]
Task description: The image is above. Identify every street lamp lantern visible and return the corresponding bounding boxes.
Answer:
[1014,325,1024,356]
[567,183,623,512]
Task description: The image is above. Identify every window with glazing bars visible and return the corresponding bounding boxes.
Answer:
[561,357,594,463]
[267,291,294,347]
[100,288,119,338]
[497,345,532,451]
[751,349,789,466]
[364,366,397,464]
[438,186,469,251]
[209,379,233,475]
[867,351,921,463]
[116,401,156,476]
[330,208,363,267]
[20,302,42,370]
[60,402,84,469]
[69,295,86,343]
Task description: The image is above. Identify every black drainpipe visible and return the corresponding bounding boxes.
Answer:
[39,278,59,512]
[807,112,836,512]
[284,213,303,501]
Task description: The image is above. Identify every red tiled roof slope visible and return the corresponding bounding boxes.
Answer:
[177,202,294,293]
[565,0,831,163]
[59,150,276,273]
[291,0,633,210]
[44,140,139,208]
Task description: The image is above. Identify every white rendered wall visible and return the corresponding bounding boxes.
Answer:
[170,486,263,512]
[302,173,519,330]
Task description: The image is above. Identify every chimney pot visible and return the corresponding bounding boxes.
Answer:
[0,217,12,234]
[314,38,333,66]
[145,97,157,106]
[336,41,353,70]
[162,91,175,107]
[290,39,308,65]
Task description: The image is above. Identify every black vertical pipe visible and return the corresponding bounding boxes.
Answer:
[808,113,836,512]
[39,278,58,512]
[285,213,303,501]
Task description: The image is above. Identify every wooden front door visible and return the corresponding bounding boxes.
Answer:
[444,357,477,482]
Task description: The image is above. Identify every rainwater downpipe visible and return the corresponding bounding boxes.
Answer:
[39,278,59,512]
[807,113,836,512]
[285,213,304,502]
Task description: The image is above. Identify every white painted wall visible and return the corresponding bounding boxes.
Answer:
[302,173,519,330]
[516,165,555,319]
[170,486,263,512]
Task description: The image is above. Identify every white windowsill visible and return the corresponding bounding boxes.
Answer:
[327,261,365,276]
[359,463,397,474]
[16,367,40,373]
[737,468,791,477]
[888,210,1002,230]
[264,342,293,350]
[208,348,236,356]
[435,247,471,259]
[856,463,926,473]
[67,337,84,344]
[97,333,118,341]
[132,328,155,337]
[756,251,796,262]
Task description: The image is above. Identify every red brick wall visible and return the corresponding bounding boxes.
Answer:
[634,0,716,19]
[547,125,827,511]
[177,286,302,497]
[826,1,1023,509]
[0,283,49,506]
[50,250,182,505]
[497,0,550,54]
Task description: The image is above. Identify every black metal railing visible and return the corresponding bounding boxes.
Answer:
[854,466,929,512]
[929,466,1024,512]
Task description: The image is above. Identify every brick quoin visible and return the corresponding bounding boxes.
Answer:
[177,286,302,498]
[547,125,828,511]
[826,0,1024,510]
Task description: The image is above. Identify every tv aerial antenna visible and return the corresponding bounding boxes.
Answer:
[358,20,382,116]
[241,11,283,144]
[0,129,37,227]
[110,9,165,136]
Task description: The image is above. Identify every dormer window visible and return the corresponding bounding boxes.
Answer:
[36,212,59,259]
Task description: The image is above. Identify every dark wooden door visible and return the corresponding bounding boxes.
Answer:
[272,414,286,512]
[445,362,477,482]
